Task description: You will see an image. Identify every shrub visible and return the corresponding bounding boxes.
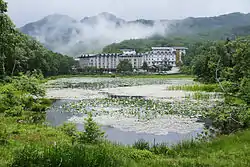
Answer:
[203,102,250,135]
[77,113,105,144]
[239,77,250,104]
[128,149,154,160]
[4,106,24,117]
[0,125,8,145]
[132,139,150,150]
[0,84,23,112]
[151,143,172,155]
[12,74,45,97]
[23,111,46,124]
[58,123,77,137]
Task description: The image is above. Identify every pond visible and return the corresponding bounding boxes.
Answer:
[45,77,220,145]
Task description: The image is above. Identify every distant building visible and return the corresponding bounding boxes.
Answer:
[119,53,144,69]
[120,49,136,55]
[78,53,121,70]
[78,47,188,70]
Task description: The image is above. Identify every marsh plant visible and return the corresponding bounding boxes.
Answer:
[61,97,219,121]
[132,139,150,150]
[46,77,194,90]
[168,84,221,92]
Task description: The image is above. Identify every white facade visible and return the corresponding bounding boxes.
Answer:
[120,49,137,55]
[78,47,187,70]
[79,53,121,70]
[119,53,144,69]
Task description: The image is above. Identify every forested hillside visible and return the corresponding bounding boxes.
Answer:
[0,3,76,77]
[103,23,250,53]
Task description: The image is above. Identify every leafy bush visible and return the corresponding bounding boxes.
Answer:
[12,74,45,97]
[0,84,23,112]
[128,149,154,160]
[132,139,150,150]
[239,77,250,104]
[0,125,9,145]
[220,81,239,94]
[23,111,46,124]
[4,106,24,117]
[203,102,250,135]
[58,123,77,137]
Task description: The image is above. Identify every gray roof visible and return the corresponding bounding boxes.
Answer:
[151,47,172,50]
[151,46,188,50]
[173,47,188,50]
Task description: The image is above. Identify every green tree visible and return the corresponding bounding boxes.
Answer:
[0,0,76,77]
[116,59,133,73]
[78,112,105,144]
[141,61,148,71]
[0,0,7,13]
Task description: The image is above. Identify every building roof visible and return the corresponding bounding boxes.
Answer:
[78,54,97,58]
[151,46,188,50]
[151,47,172,50]
[173,47,188,50]
[120,49,135,51]
[120,53,144,57]
[78,53,123,58]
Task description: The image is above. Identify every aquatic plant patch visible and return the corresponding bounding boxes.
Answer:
[46,77,195,90]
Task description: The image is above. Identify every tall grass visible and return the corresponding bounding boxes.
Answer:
[6,129,250,167]
[11,144,128,167]
[168,84,221,92]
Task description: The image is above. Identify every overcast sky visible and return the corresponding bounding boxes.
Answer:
[5,0,250,27]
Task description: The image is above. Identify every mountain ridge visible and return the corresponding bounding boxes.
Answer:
[20,12,250,56]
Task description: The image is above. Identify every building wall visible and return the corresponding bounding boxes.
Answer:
[119,54,143,69]
[78,47,187,70]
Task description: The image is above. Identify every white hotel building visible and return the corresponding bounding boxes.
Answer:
[78,47,187,70]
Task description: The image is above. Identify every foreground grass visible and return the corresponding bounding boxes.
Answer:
[47,74,194,80]
[0,116,71,166]
[1,113,250,166]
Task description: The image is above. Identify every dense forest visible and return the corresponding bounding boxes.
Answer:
[0,2,76,78]
[180,37,250,104]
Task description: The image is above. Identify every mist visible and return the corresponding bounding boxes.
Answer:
[23,13,168,56]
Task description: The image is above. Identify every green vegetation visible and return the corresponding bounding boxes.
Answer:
[0,0,76,78]
[47,74,193,80]
[168,84,220,92]
[103,13,250,54]
[6,126,250,166]
[116,59,133,73]
[102,37,193,53]
[181,36,250,104]
[142,61,149,71]
[1,0,250,166]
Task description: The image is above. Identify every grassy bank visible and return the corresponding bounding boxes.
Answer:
[2,113,250,167]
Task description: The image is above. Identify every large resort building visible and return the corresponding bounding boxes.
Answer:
[78,47,188,70]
